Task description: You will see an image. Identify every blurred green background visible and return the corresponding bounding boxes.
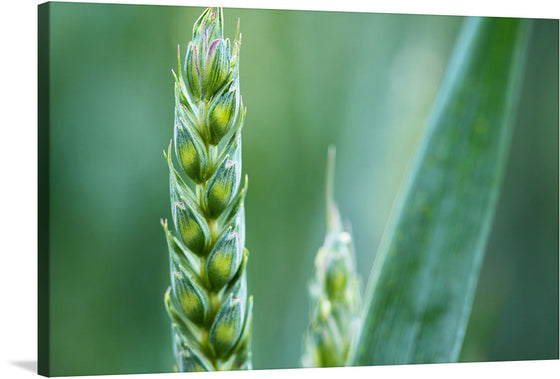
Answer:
[45,2,558,376]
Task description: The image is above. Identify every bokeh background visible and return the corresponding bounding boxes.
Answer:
[44,3,558,376]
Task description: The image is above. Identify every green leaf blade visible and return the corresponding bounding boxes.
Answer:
[350,17,532,366]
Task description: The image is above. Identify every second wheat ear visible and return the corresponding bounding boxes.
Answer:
[161,7,252,372]
[302,146,362,368]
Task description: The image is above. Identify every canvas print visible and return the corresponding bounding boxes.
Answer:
[38,2,559,377]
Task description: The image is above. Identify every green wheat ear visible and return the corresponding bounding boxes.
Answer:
[161,7,252,372]
[302,146,362,368]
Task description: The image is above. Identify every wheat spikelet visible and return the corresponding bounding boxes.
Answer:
[302,146,362,368]
[161,7,252,371]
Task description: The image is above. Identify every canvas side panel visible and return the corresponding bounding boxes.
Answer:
[38,2,50,377]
